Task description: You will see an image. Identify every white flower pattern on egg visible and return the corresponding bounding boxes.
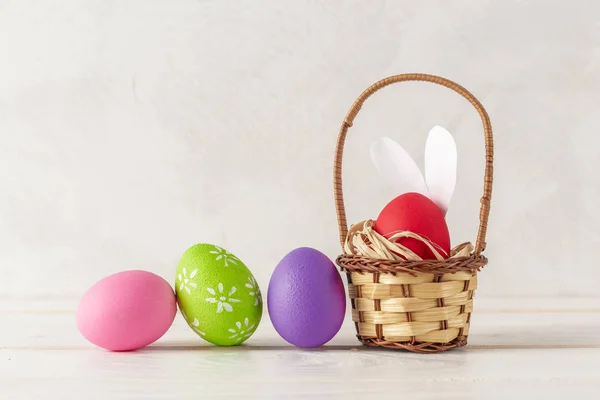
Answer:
[209,246,240,267]
[228,317,255,343]
[189,317,206,337]
[180,308,206,337]
[177,268,198,294]
[245,276,262,307]
[205,283,241,313]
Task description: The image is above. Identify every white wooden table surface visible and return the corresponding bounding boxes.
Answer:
[2,297,599,399]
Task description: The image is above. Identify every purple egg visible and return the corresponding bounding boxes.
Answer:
[268,247,346,348]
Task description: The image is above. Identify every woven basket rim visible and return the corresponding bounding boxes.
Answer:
[336,253,487,275]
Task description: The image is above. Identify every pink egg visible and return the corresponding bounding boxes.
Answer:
[76,270,177,351]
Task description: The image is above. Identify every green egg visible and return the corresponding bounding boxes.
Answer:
[175,244,263,346]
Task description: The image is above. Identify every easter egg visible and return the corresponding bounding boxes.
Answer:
[175,244,262,346]
[268,247,346,348]
[374,192,451,259]
[76,270,177,351]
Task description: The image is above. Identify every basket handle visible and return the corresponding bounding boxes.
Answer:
[334,73,494,256]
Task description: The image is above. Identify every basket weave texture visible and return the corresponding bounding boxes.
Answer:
[333,74,494,353]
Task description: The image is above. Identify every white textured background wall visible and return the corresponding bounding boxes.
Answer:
[1,0,599,300]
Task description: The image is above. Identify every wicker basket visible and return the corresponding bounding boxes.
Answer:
[334,74,494,353]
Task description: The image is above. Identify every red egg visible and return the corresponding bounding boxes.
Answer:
[373,192,450,260]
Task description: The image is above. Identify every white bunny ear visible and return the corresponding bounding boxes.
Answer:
[425,126,457,216]
[370,137,429,197]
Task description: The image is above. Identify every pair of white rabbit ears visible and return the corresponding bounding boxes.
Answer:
[370,126,457,216]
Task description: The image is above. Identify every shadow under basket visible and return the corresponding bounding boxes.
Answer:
[332,74,494,353]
